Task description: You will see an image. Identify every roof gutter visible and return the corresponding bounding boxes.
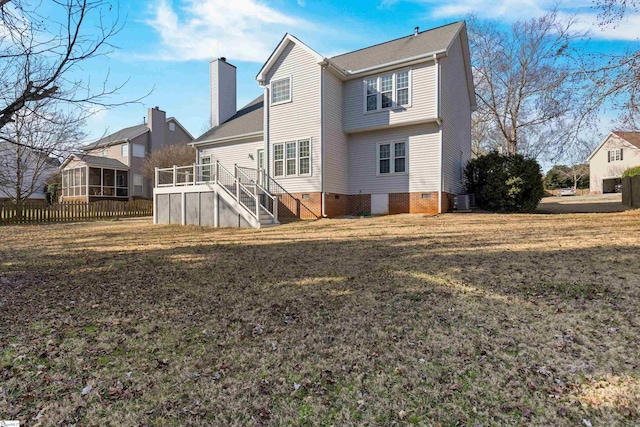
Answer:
[190,131,263,147]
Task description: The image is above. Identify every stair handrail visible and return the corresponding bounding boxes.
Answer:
[235,166,277,222]
[216,162,260,220]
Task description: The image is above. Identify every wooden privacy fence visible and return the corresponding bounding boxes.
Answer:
[622,176,640,208]
[0,200,153,225]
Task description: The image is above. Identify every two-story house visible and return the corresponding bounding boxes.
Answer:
[60,107,193,202]
[154,21,476,228]
[588,131,640,194]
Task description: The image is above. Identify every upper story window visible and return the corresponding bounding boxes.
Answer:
[132,143,145,158]
[378,141,407,175]
[271,76,292,105]
[608,148,623,162]
[273,139,311,177]
[169,122,175,131]
[364,70,411,113]
[121,143,128,157]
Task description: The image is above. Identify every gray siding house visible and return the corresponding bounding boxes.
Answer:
[154,21,476,228]
[61,107,193,202]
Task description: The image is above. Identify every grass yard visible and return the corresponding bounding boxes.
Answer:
[1,211,639,426]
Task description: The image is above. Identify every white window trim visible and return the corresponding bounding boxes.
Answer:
[270,75,293,106]
[608,148,622,162]
[363,69,412,114]
[132,143,146,158]
[256,148,265,170]
[133,173,144,195]
[377,140,409,176]
[121,143,128,157]
[169,122,175,131]
[272,138,312,178]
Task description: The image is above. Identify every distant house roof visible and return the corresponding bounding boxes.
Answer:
[612,131,640,150]
[82,124,149,150]
[61,153,129,170]
[588,131,640,161]
[329,21,464,73]
[194,96,263,144]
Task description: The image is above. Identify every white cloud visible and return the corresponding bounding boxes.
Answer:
[424,0,640,40]
[143,0,308,62]
[298,0,306,6]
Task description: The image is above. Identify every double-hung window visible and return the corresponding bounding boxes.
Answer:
[378,141,407,175]
[366,78,378,111]
[608,148,623,162]
[299,140,310,174]
[121,143,128,157]
[273,139,312,177]
[364,70,411,112]
[132,143,145,158]
[271,76,291,105]
[286,142,297,175]
[274,144,284,176]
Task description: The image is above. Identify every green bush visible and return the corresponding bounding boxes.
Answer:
[464,152,544,212]
[621,166,640,178]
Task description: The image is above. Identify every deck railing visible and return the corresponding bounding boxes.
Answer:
[155,163,278,223]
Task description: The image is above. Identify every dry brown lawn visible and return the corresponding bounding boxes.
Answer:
[1,211,639,426]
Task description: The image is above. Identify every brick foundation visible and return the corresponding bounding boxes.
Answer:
[324,193,348,217]
[276,192,322,219]
[347,194,372,216]
[275,191,455,219]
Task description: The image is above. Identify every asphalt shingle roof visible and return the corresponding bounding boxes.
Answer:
[329,21,464,72]
[73,154,128,169]
[612,131,640,150]
[195,96,263,143]
[82,124,149,150]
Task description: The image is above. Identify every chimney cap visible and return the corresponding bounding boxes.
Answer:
[220,57,226,62]
[414,26,419,36]
[154,106,159,110]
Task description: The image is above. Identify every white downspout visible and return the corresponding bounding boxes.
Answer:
[434,53,443,214]
[263,84,269,186]
[320,67,327,217]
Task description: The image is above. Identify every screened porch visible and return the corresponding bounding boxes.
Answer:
[62,166,129,198]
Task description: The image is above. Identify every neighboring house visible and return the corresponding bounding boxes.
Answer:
[588,131,640,194]
[155,21,476,228]
[60,107,194,202]
[0,141,59,202]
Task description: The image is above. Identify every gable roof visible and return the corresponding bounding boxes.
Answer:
[166,117,195,141]
[612,131,640,149]
[82,124,149,150]
[194,96,264,144]
[61,153,129,170]
[588,131,640,161]
[256,33,323,82]
[330,21,464,73]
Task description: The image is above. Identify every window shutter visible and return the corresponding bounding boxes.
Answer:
[608,151,611,163]
[620,149,623,160]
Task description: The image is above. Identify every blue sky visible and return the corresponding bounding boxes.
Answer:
[77,0,640,145]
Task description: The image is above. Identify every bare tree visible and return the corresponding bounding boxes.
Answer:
[0,101,85,216]
[141,144,196,180]
[0,0,148,135]
[578,0,640,129]
[468,11,590,159]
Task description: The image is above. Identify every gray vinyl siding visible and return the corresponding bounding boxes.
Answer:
[128,133,151,198]
[199,137,264,172]
[343,62,437,133]
[440,35,472,195]
[266,41,322,193]
[348,123,440,195]
[323,69,349,194]
[164,120,193,147]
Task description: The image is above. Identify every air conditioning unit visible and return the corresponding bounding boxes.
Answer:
[454,194,471,210]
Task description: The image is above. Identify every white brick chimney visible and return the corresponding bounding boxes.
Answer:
[210,57,237,128]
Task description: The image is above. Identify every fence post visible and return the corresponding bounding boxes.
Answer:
[155,167,159,189]
[173,165,177,186]
[215,161,219,183]
[193,163,197,185]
